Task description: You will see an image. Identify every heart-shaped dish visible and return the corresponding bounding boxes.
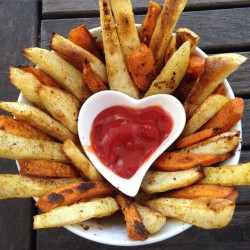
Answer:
[78,90,186,196]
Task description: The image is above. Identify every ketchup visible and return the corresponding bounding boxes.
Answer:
[90,105,173,179]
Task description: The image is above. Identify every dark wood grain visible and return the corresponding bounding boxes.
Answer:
[42,0,250,18]
[41,8,250,52]
[0,0,38,249]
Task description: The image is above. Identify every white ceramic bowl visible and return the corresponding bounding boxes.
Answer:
[17,25,241,246]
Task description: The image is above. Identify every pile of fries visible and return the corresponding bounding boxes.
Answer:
[0,0,250,242]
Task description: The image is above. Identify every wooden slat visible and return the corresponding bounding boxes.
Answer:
[36,209,250,250]
[0,0,38,249]
[42,0,250,18]
[41,8,250,52]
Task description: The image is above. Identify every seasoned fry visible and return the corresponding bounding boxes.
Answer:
[69,25,104,62]
[0,174,80,198]
[145,41,191,97]
[62,139,103,181]
[0,102,78,143]
[51,33,108,84]
[164,184,238,201]
[115,193,148,240]
[149,0,188,72]
[184,53,247,118]
[174,56,205,103]
[36,181,116,212]
[82,60,107,94]
[0,115,52,141]
[176,127,222,149]
[139,1,161,46]
[213,83,227,95]
[127,43,156,90]
[20,65,61,88]
[38,84,80,134]
[164,35,177,64]
[146,197,235,229]
[153,151,230,172]
[200,98,244,133]
[99,0,139,98]
[110,0,141,60]
[19,160,79,178]
[0,130,69,163]
[23,47,91,102]
[9,67,43,107]
[135,203,166,235]
[200,162,250,185]
[141,166,205,194]
[33,197,119,229]
[181,94,229,137]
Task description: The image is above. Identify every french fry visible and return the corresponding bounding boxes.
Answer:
[181,94,229,137]
[0,130,69,163]
[174,56,205,103]
[33,197,119,229]
[164,184,238,201]
[135,203,166,235]
[9,67,43,107]
[110,0,141,60]
[0,115,53,141]
[141,166,205,194]
[62,139,103,181]
[38,84,80,134]
[213,83,227,95]
[20,65,61,89]
[139,1,161,46]
[19,160,79,178]
[22,47,91,102]
[115,193,148,241]
[146,197,235,229]
[82,60,107,94]
[0,174,81,198]
[51,33,108,84]
[164,35,177,64]
[36,181,116,212]
[200,98,244,133]
[145,41,191,97]
[184,53,247,118]
[69,25,104,62]
[176,127,222,149]
[99,0,139,99]
[200,162,250,185]
[149,0,188,72]
[0,102,78,143]
[153,151,230,172]
[127,43,156,90]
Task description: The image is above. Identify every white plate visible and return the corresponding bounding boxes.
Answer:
[17,25,241,246]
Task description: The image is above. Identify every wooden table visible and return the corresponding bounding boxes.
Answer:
[0,0,250,249]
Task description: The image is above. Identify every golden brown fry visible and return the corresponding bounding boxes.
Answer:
[139,1,161,46]
[19,160,79,178]
[115,193,148,241]
[164,184,238,201]
[36,181,116,212]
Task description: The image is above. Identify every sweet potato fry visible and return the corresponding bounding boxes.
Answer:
[19,160,79,178]
[200,98,244,133]
[115,193,148,241]
[153,151,230,171]
[213,83,227,95]
[82,60,107,94]
[175,127,222,149]
[0,115,52,141]
[139,1,161,46]
[69,25,104,62]
[36,181,116,212]
[127,43,156,90]
[164,184,238,201]
[19,65,61,89]
[174,56,205,103]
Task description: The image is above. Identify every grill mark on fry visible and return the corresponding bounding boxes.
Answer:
[134,220,148,238]
[76,182,96,193]
[47,193,64,204]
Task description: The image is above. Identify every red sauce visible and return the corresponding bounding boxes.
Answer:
[90,105,173,179]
